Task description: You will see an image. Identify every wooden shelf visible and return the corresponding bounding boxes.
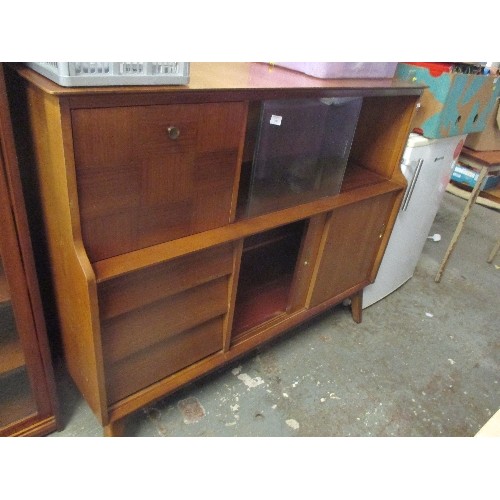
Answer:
[0,336,25,375]
[0,303,25,375]
[93,178,402,283]
[341,163,389,193]
[242,223,304,254]
[232,276,292,338]
[446,181,500,210]
[0,368,36,430]
[0,261,10,304]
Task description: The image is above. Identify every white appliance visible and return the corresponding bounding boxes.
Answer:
[363,133,466,308]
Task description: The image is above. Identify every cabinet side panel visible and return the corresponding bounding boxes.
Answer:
[23,85,108,424]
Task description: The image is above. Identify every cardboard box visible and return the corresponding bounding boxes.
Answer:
[464,97,500,151]
[451,162,500,190]
[396,63,499,139]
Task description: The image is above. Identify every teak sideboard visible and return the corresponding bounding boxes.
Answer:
[9,63,423,436]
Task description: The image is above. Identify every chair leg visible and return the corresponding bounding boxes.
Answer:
[487,238,500,264]
[435,166,487,282]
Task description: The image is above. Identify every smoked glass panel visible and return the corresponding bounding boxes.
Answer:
[244,97,363,217]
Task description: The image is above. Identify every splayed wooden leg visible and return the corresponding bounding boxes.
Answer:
[103,418,125,437]
[351,291,362,324]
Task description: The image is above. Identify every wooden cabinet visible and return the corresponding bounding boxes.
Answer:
[8,63,423,435]
[0,64,58,436]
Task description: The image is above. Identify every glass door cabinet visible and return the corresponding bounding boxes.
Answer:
[0,63,58,436]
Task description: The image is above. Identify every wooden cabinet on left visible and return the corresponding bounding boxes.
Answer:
[0,64,59,436]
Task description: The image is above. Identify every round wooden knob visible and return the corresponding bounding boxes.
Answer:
[167,126,180,140]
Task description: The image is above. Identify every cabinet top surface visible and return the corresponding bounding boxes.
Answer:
[14,62,425,98]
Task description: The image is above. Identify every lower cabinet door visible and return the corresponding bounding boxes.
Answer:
[98,244,234,404]
[309,192,397,308]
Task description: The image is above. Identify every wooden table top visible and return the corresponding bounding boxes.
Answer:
[460,147,500,168]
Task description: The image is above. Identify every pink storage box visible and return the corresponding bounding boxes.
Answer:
[274,62,398,79]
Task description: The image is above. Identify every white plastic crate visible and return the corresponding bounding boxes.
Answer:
[24,62,190,87]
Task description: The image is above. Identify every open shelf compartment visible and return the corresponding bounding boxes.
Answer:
[231,220,307,341]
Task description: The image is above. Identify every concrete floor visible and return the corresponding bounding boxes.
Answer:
[48,191,500,437]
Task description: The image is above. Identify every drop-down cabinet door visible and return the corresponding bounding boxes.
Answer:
[308,191,398,308]
[71,102,247,262]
